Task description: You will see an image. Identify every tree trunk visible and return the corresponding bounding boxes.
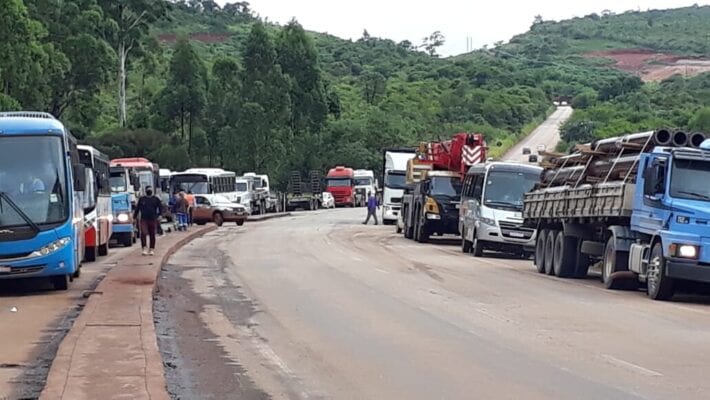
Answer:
[118,42,128,127]
[188,112,193,156]
[180,106,185,139]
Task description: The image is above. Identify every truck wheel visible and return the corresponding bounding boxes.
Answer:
[647,242,675,300]
[535,229,547,273]
[98,242,108,257]
[544,230,556,275]
[573,240,590,278]
[602,236,637,290]
[51,274,70,291]
[404,215,414,239]
[553,231,576,278]
[461,227,472,253]
[213,212,224,227]
[85,246,97,262]
[472,234,484,257]
[416,216,429,243]
[396,223,403,234]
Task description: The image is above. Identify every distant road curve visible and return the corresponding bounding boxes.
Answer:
[504,106,573,162]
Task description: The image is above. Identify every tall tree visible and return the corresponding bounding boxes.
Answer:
[238,21,291,176]
[205,57,241,165]
[99,0,167,127]
[420,31,445,57]
[276,19,328,168]
[156,37,206,157]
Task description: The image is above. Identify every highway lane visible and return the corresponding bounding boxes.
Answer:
[504,106,573,162]
[157,208,710,400]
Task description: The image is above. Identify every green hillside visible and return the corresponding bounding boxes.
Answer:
[1,1,709,184]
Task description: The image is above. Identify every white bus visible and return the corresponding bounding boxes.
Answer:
[170,168,238,202]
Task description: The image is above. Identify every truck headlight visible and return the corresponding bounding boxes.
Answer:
[31,237,71,257]
[671,243,699,259]
[425,197,440,214]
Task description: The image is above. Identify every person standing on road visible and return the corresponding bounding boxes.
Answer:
[175,192,190,231]
[133,186,164,256]
[362,191,379,225]
[185,191,196,226]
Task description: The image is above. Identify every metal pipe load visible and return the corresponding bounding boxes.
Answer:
[689,132,707,148]
[672,130,689,147]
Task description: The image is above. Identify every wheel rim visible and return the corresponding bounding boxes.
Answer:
[603,241,614,281]
[647,247,661,293]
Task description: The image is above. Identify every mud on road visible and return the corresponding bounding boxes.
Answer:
[154,229,271,400]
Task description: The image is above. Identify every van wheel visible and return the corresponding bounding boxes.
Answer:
[51,274,70,291]
[472,234,484,257]
[647,241,675,300]
[461,229,472,254]
[213,212,224,227]
[535,229,547,273]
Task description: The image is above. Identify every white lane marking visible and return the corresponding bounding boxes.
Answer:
[375,268,390,274]
[601,354,663,377]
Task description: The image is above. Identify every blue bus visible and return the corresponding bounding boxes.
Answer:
[0,112,87,290]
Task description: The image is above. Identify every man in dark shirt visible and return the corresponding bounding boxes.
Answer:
[362,191,379,225]
[133,186,163,255]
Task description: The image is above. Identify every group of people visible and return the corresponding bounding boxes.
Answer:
[132,187,197,256]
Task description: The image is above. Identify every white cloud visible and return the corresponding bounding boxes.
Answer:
[215,1,709,56]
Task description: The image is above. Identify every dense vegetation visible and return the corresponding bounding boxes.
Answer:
[1,0,709,185]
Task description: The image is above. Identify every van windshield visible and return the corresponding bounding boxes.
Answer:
[483,171,539,210]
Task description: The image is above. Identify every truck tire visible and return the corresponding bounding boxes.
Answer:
[544,230,556,275]
[535,229,547,273]
[602,236,637,290]
[553,231,576,278]
[461,227,472,253]
[404,214,414,239]
[573,240,591,278]
[416,214,429,243]
[647,242,675,300]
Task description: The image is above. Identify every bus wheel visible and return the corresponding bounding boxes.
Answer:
[122,234,133,248]
[51,274,70,291]
[85,246,97,262]
[73,265,82,278]
[98,242,108,257]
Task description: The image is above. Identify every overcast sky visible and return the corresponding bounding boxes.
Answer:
[216,1,709,56]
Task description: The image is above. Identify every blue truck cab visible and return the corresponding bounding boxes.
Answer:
[0,112,87,290]
[628,140,710,299]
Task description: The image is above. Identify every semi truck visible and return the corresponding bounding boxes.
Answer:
[286,170,322,211]
[326,166,354,207]
[523,129,710,300]
[239,172,272,214]
[382,148,416,225]
[401,133,487,243]
[353,169,376,207]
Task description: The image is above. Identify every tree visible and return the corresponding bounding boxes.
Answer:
[156,37,206,158]
[205,57,241,165]
[689,107,710,132]
[237,21,291,176]
[421,31,445,57]
[99,0,167,127]
[533,15,544,25]
[360,71,387,105]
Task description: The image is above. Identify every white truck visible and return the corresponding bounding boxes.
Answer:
[353,169,377,207]
[382,148,416,225]
[240,172,273,214]
[235,177,254,215]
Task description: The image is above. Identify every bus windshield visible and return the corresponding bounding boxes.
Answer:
[110,171,128,193]
[173,178,210,194]
[483,171,539,210]
[236,182,248,192]
[0,136,69,228]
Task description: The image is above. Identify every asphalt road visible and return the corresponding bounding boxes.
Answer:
[157,208,710,400]
[504,106,573,163]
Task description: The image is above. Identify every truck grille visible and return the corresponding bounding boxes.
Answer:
[499,221,534,239]
[390,197,402,204]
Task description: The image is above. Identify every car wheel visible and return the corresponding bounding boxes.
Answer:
[237,220,244,226]
[213,212,224,227]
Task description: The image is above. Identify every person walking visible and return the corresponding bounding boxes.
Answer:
[133,186,164,256]
[362,191,379,225]
[185,191,196,226]
[175,192,190,231]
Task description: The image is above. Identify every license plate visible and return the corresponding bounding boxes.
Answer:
[509,232,525,238]
[0,266,11,273]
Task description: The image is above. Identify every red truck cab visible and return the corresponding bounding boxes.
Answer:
[326,166,355,206]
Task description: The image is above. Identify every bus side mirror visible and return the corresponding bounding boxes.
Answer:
[73,164,87,191]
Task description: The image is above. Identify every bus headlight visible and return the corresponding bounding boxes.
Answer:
[116,213,130,223]
[31,237,71,258]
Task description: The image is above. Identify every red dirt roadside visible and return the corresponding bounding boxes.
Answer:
[39,226,215,400]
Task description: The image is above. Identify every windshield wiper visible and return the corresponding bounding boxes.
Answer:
[678,191,710,201]
[0,191,40,233]
[485,200,523,209]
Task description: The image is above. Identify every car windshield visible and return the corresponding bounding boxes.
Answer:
[0,135,69,228]
[483,171,539,210]
[236,182,248,192]
[327,178,351,187]
[671,158,710,201]
[385,171,407,189]
[213,195,232,204]
[354,177,372,186]
[430,176,462,198]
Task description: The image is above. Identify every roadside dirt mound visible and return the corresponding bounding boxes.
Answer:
[587,49,710,81]
[158,32,232,44]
